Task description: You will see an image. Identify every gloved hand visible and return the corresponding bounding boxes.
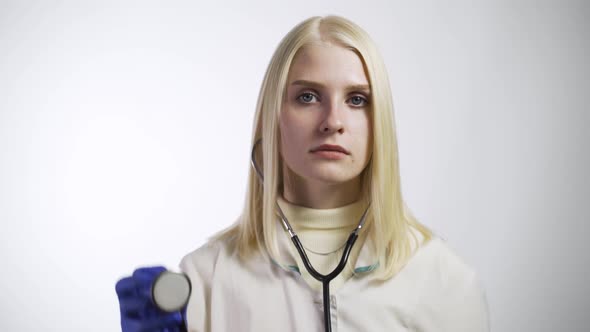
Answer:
[116,266,187,332]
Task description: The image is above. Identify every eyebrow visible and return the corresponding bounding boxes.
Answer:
[290,79,371,94]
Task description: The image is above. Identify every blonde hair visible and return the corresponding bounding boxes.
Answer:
[209,15,433,280]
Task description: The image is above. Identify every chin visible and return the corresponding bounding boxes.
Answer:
[307,169,360,185]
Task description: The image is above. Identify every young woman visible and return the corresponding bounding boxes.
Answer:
[116,15,490,332]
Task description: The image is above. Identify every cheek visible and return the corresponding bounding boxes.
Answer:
[349,114,372,160]
[350,113,372,140]
[279,111,308,145]
[279,113,300,156]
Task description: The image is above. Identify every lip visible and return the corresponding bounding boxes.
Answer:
[310,144,350,155]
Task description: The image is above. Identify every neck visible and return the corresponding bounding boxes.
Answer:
[282,166,362,209]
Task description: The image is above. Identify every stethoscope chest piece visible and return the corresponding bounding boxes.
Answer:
[152,271,192,313]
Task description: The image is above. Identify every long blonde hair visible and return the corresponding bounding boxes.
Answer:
[209,15,433,280]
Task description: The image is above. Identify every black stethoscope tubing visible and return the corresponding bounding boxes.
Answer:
[251,139,370,332]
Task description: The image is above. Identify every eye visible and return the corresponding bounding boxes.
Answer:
[297,92,319,104]
[349,95,369,107]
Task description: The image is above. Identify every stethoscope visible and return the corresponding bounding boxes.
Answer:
[151,139,370,332]
[250,138,371,332]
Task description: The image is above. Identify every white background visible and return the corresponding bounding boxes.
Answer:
[1,1,588,331]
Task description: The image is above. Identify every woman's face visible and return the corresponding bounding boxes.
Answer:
[279,43,372,187]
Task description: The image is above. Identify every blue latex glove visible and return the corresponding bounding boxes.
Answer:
[116,266,188,332]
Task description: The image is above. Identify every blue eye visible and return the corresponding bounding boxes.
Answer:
[349,95,368,107]
[297,92,318,104]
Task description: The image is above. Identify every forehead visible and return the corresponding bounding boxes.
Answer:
[287,43,369,86]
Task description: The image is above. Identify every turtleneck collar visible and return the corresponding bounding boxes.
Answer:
[276,195,367,230]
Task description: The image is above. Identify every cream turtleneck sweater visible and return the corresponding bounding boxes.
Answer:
[276,195,369,293]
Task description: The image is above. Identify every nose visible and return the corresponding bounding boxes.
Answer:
[318,99,344,134]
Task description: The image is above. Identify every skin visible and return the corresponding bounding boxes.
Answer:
[279,42,373,209]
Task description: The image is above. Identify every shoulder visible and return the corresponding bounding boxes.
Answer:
[178,236,241,331]
[407,236,490,331]
[410,235,480,287]
[403,235,488,310]
[178,236,237,280]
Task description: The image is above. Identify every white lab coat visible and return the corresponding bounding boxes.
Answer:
[179,225,490,332]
